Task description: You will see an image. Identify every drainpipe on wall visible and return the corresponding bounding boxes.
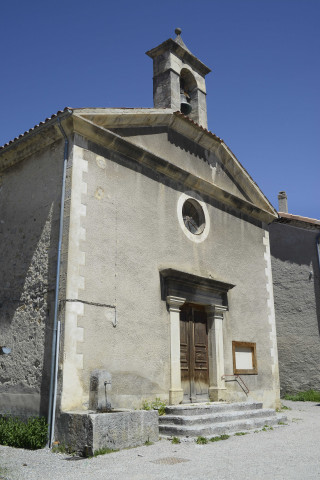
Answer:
[316,234,320,280]
[47,115,71,447]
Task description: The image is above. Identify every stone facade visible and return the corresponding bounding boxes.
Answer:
[0,33,282,448]
[270,213,320,395]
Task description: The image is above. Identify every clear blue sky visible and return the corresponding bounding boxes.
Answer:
[1,0,319,219]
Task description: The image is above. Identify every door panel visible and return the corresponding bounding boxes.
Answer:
[180,305,209,402]
[193,310,209,396]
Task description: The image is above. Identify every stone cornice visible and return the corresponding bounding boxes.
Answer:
[73,109,277,219]
[146,38,211,76]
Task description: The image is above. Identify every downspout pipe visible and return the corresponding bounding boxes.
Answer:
[317,233,320,279]
[47,115,71,447]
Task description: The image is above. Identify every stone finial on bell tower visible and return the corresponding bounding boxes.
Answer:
[146,29,211,129]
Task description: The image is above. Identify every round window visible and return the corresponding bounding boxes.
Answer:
[182,199,205,235]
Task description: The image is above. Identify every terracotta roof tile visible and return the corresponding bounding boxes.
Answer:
[173,111,223,142]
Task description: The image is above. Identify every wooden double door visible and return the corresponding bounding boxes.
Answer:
[180,304,209,403]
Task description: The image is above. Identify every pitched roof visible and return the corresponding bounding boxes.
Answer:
[0,107,72,151]
[0,106,278,222]
[173,31,192,54]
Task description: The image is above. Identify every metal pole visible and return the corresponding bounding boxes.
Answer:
[47,116,70,446]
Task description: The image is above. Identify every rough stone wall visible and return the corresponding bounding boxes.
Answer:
[270,222,320,395]
[0,140,64,416]
[60,132,279,411]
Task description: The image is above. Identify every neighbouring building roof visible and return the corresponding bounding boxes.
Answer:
[276,212,320,230]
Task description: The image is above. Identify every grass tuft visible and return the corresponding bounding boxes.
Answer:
[171,436,181,444]
[209,434,229,442]
[280,404,291,410]
[93,447,118,457]
[196,436,208,444]
[142,398,166,416]
[235,432,248,436]
[283,389,320,402]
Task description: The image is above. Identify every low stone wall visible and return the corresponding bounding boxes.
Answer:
[56,410,159,456]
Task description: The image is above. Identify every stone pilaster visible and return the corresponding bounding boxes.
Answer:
[166,296,186,405]
[207,305,228,402]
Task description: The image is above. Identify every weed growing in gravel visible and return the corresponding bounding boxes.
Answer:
[144,438,153,446]
[196,436,208,444]
[278,421,287,425]
[210,434,229,442]
[0,416,47,450]
[283,389,320,402]
[93,447,118,457]
[0,465,9,479]
[171,437,181,444]
[279,404,291,411]
[235,432,248,436]
[51,443,76,455]
[261,425,273,432]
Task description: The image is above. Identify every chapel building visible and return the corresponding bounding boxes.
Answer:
[0,31,280,432]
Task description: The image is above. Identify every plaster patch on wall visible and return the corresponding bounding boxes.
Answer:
[95,187,104,200]
[96,155,106,169]
[263,230,280,405]
[61,145,87,411]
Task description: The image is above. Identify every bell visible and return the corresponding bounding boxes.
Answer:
[180,92,192,115]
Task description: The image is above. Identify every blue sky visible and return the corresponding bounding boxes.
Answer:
[1,0,319,219]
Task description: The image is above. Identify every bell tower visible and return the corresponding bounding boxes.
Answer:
[146,29,211,129]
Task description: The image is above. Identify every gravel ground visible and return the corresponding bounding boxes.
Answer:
[0,400,319,480]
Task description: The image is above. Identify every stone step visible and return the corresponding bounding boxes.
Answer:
[163,401,263,417]
[159,414,285,438]
[159,408,277,427]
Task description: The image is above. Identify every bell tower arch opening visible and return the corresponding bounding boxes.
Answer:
[146,29,211,129]
[179,68,197,116]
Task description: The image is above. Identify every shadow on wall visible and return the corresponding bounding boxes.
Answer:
[0,142,63,417]
[269,222,320,336]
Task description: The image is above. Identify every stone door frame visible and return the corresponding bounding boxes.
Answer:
[160,269,234,405]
